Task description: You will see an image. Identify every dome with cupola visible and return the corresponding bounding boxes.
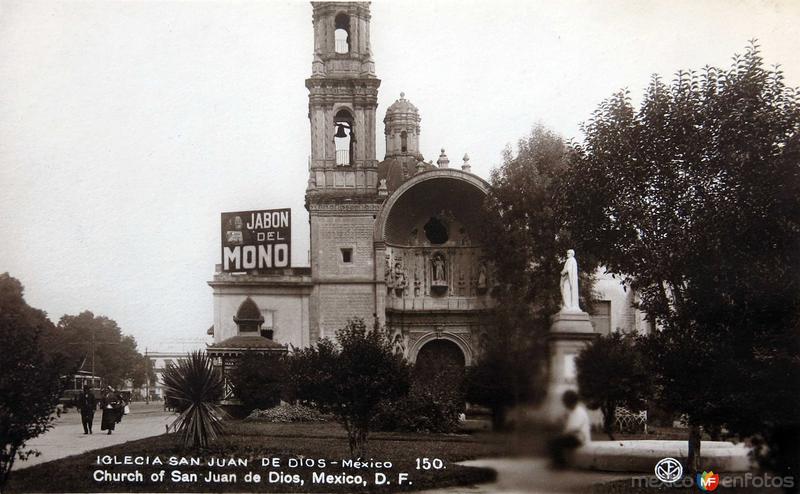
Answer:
[385,92,420,117]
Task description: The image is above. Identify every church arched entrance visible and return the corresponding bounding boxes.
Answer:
[413,339,466,398]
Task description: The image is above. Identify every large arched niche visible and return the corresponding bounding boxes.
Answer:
[374,169,489,247]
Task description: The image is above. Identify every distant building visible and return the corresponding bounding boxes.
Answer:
[146,352,189,400]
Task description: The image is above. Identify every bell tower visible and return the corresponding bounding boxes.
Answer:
[306,1,380,194]
[305,2,382,343]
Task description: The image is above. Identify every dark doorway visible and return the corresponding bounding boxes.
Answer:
[414,339,466,398]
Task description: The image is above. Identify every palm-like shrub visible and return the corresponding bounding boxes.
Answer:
[162,351,226,449]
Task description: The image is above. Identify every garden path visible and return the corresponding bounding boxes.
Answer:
[13,402,175,470]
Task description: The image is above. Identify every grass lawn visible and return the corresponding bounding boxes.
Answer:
[6,421,519,493]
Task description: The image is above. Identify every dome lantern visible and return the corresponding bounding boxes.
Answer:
[384,92,422,159]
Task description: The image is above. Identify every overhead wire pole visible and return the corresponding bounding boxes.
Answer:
[91,326,95,380]
[145,348,150,404]
[69,325,119,387]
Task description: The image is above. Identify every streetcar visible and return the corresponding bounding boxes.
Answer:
[59,370,103,409]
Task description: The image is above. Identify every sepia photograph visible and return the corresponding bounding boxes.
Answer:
[1,1,798,492]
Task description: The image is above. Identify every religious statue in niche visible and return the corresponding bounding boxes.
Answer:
[477,262,488,294]
[413,263,422,297]
[432,254,446,282]
[430,252,448,294]
[393,261,408,296]
[385,254,394,294]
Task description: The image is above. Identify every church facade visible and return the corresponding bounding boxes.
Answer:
[207,2,643,376]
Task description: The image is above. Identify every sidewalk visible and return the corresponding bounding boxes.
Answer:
[14,402,175,470]
[419,457,629,494]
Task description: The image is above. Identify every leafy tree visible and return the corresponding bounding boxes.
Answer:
[474,124,599,429]
[575,332,651,439]
[568,42,800,474]
[465,348,532,430]
[46,311,145,388]
[0,273,68,488]
[289,338,339,410]
[374,365,463,433]
[229,352,288,413]
[131,354,156,391]
[162,351,226,449]
[290,319,410,458]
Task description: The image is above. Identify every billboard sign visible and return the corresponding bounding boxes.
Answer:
[221,208,291,272]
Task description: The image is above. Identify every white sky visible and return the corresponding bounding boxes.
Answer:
[1,0,798,353]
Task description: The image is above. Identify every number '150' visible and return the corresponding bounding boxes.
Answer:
[415,458,445,470]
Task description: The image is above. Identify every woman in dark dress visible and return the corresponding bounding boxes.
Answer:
[100,386,124,434]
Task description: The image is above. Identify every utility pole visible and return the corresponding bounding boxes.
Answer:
[69,324,119,388]
[145,348,150,404]
[91,327,96,380]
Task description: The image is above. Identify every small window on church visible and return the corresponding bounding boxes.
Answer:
[341,248,353,263]
[424,217,449,244]
[401,131,408,153]
[334,14,350,54]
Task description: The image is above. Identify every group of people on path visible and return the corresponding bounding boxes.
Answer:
[76,385,129,435]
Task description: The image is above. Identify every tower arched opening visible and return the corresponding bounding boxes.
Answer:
[334,13,350,54]
[334,109,354,166]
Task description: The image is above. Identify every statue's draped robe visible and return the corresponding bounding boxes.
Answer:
[560,257,579,311]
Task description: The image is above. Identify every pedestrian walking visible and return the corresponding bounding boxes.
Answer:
[77,385,97,434]
[100,386,124,435]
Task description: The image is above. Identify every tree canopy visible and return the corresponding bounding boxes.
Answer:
[290,319,410,458]
[230,352,288,413]
[567,42,800,473]
[472,124,600,428]
[0,273,69,487]
[575,332,650,439]
[42,311,146,388]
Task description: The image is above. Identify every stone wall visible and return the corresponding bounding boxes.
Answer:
[314,283,376,339]
[593,269,643,333]
[208,268,312,349]
[308,204,380,341]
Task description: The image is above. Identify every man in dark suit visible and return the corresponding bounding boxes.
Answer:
[77,385,97,434]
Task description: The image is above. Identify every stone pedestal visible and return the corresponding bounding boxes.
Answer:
[541,310,596,423]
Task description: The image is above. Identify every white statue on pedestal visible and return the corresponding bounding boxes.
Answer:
[560,249,580,312]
